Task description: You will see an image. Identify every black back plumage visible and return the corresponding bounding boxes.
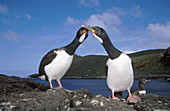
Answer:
[39,48,59,80]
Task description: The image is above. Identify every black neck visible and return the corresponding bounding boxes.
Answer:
[64,38,80,55]
[102,37,121,59]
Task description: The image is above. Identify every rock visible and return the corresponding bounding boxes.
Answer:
[0,88,70,111]
[69,89,133,111]
[0,86,135,111]
[81,95,136,111]
[1,87,170,111]
[0,74,170,111]
[134,94,170,111]
[0,74,49,98]
[70,88,93,108]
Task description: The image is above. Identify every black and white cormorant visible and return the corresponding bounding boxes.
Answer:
[38,27,88,91]
[84,25,141,103]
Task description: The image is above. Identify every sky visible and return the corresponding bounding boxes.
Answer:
[0,0,170,77]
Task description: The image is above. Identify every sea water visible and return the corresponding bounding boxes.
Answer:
[30,78,170,98]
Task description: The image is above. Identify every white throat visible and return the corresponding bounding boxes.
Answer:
[79,33,86,42]
[93,34,103,44]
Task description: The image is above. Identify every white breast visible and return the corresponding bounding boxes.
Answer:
[44,50,73,81]
[139,90,146,95]
[106,53,134,92]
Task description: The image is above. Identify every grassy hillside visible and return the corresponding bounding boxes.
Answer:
[130,49,169,75]
[64,49,170,78]
[65,55,108,78]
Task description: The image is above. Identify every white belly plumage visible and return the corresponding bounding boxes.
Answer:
[106,53,134,92]
[44,50,73,81]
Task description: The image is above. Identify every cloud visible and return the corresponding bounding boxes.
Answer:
[63,7,169,53]
[0,4,8,13]
[64,8,124,35]
[25,13,34,20]
[80,0,100,7]
[3,18,16,26]
[130,5,142,17]
[123,50,136,54]
[1,29,19,42]
[91,0,100,7]
[85,8,122,34]
[63,16,81,26]
[146,21,170,40]
[123,22,170,50]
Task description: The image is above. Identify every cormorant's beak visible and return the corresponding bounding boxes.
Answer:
[82,25,103,44]
[82,25,97,34]
[144,79,151,83]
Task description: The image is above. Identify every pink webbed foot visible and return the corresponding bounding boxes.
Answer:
[63,88,74,93]
[112,97,120,101]
[52,86,62,89]
[127,95,141,103]
[52,87,73,93]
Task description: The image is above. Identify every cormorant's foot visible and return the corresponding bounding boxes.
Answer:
[51,86,63,89]
[50,87,73,92]
[127,95,141,103]
[112,97,120,101]
[63,88,74,93]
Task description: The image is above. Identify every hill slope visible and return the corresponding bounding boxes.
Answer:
[64,48,170,78]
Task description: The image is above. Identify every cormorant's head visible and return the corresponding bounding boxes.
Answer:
[139,78,151,85]
[76,27,88,43]
[90,26,109,44]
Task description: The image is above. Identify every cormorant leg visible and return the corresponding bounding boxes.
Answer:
[57,80,73,92]
[57,80,63,88]
[51,80,73,92]
[112,91,120,101]
[127,89,141,103]
[52,80,63,89]
[49,80,53,89]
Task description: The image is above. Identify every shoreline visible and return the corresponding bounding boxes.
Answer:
[62,74,170,79]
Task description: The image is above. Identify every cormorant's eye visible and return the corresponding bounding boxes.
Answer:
[81,30,86,34]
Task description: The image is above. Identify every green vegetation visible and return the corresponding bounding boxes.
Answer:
[64,49,170,78]
[130,49,169,75]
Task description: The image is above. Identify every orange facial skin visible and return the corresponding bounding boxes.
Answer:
[82,30,86,34]
[91,29,97,34]
[82,30,88,35]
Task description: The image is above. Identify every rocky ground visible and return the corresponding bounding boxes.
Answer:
[0,74,49,98]
[0,74,170,111]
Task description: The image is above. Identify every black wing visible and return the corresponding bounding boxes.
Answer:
[105,65,108,77]
[38,48,59,80]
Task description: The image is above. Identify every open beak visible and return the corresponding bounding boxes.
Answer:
[82,25,97,34]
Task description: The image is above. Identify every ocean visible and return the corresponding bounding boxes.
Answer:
[30,78,170,98]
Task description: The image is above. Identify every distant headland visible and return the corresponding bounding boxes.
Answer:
[29,47,170,79]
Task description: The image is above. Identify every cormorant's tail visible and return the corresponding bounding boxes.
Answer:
[28,74,40,78]
[39,75,46,80]
[28,74,46,81]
